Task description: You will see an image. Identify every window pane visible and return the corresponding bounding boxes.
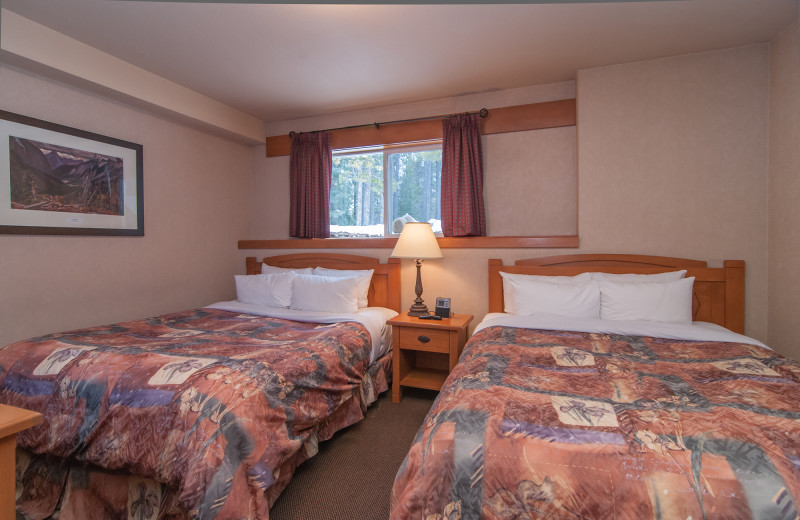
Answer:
[330,152,384,237]
[388,149,442,233]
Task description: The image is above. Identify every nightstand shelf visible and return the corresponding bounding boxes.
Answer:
[388,313,473,403]
[400,368,449,391]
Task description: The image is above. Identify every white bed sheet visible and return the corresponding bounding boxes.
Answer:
[474,312,768,349]
[206,301,398,363]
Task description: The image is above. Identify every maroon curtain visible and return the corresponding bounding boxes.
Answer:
[289,131,332,238]
[441,113,486,237]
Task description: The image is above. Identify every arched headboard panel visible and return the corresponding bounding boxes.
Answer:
[246,254,401,312]
[488,254,745,333]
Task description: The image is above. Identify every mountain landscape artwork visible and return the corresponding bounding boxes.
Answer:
[9,136,124,216]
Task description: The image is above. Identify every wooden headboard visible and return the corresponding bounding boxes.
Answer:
[488,254,745,333]
[246,254,401,312]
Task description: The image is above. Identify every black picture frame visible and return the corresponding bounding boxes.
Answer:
[0,110,143,236]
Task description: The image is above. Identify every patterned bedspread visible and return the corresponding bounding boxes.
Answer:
[0,308,389,520]
[391,326,800,520]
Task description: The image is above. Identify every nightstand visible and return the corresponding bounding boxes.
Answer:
[388,313,473,403]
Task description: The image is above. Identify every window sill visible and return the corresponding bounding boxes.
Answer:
[238,235,579,249]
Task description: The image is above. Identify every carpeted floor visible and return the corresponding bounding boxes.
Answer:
[269,387,437,520]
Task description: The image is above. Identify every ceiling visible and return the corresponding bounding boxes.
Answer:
[2,0,797,123]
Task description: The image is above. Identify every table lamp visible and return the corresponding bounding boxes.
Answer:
[390,222,443,316]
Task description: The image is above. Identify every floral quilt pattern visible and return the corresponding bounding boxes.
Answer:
[1,308,388,520]
[392,326,800,520]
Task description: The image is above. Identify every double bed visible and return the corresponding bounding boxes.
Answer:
[392,254,800,520]
[2,253,400,520]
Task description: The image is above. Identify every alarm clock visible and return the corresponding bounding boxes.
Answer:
[434,297,451,318]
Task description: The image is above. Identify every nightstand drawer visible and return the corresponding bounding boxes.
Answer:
[398,327,450,353]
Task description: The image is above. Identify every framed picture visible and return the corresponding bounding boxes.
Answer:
[0,110,143,236]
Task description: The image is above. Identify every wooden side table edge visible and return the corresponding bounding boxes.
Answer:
[1,404,43,519]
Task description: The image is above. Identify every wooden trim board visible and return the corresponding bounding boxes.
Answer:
[265,98,576,157]
[239,235,579,250]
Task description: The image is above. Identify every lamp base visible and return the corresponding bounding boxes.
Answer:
[407,302,430,317]
[407,258,430,316]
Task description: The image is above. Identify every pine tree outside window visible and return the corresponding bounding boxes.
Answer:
[330,142,442,237]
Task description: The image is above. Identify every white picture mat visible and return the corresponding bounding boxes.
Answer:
[0,118,140,230]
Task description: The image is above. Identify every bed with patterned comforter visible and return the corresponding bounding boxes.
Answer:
[1,307,390,520]
[391,323,800,520]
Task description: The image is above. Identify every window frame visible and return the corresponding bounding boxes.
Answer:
[331,139,443,237]
[330,145,385,237]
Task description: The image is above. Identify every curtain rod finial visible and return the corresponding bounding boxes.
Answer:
[479,108,489,119]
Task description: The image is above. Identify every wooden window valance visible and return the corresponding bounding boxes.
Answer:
[265,98,576,157]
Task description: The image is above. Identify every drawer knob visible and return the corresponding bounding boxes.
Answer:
[418,335,431,343]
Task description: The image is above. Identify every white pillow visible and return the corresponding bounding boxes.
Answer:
[290,274,360,313]
[312,267,374,308]
[500,271,592,315]
[590,270,686,282]
[235,273,294,309]
[261,263,313,275]
[501,277,600,319]
[599,277,695,323]
[500,271,600,317]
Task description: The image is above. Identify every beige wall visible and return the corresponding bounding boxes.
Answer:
[1,8,265,144]
[768,21,800,358]
[249,83,581,333]
[2,36,790,350]
[577,44,770,342]
[485,126,577,236]
[0,64,252,346]
[248,45,773,342]
[251,129,578,239]
[252,81,578,240]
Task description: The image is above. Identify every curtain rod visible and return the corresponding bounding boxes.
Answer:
[289,107,489,138]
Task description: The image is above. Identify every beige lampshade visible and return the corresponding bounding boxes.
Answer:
[390,222,443,259]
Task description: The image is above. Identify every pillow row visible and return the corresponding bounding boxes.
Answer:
[499,270,686,315]
[234,265,374,313]
[500,270,693,323]
[262,263,373,309]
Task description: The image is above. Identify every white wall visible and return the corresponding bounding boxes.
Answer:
[0,64,252,346]
[768,20,800,359]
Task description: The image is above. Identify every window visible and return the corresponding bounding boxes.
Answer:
[330,142,442,237]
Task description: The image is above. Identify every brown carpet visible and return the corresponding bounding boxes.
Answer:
[269,388,437,520]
